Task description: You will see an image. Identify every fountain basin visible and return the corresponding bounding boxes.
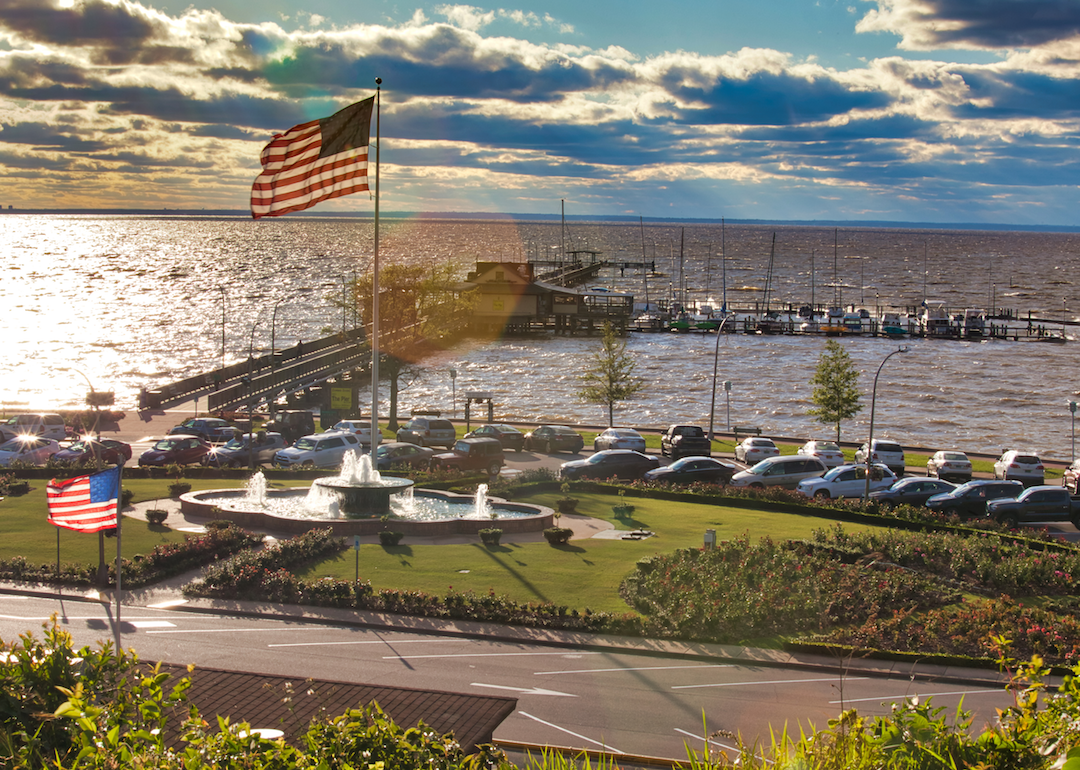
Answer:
[179,487,554,538]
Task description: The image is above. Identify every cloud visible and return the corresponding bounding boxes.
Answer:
[857,0,1080,51]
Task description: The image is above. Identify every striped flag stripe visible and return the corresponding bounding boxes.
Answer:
[47,467,119,534]
[251,97,374,220]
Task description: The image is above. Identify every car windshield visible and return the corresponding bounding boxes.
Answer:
[876,442,903,452]
[822,466,855,481]
[553,427,576,435]
[222,437,249,449]
[814,442,840,451]
[294,438,317,450]
[1014,455,1040,464]
[152,439,181,450]
[749,459,776,473]
[942,452,967,461]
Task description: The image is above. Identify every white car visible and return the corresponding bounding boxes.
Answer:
[994,450,1044,486]
[854,439,906,477]
[331,420,383,446]
[797,440,845,468]
[0,412,68,443]
[796,463,897,500]
[735,437,779,465]
[273,431,362,469]
[926,450,973,483]
[0,436,61,466]
[593,428,646,452]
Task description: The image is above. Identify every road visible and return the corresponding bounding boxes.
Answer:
[0,593,1015,763]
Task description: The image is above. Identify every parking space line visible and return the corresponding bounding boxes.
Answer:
[518,711,623,754]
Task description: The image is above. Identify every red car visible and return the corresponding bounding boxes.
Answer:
[53,438,133,467]
[138,435,211,467]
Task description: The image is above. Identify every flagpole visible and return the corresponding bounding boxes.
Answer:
[114,464,122,650]
[370,78,381,461]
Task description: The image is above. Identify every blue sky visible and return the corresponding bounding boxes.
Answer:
[2,0,1080,224]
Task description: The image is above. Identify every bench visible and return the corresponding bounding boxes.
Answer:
[733,426,762,442]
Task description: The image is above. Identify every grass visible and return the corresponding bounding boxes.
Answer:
[294,489,884,614]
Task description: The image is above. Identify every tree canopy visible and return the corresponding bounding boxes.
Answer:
[807,339,862,441]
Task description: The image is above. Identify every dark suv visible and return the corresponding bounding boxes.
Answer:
[925,479,1023,519]
[430,437,505,476]
[397,417,457,449]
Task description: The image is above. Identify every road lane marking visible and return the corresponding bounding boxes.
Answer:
[673,676,867,690]
[536,664,735,676]
[269,639,463,648]
[833,689,1002,705]
[129,621,177,629]
[675,728,771,765]
[383,651,602,660]
[518,711,622,753]
[472,683,576,697]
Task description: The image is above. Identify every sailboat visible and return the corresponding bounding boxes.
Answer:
[756,234,784,334]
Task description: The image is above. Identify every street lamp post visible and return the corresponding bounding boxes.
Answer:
[707,315,735,441]
[449,368,457,418]
[270,298,288,421]
[1070,401,1077,463]
[865,345,909,499]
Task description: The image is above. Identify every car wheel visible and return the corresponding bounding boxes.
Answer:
[1071,514,1080,530]
[1003,512,1019,529]
[814,489,830,500]
[750,482,765,489]
[487,461,501,476]
[301,460,315,469]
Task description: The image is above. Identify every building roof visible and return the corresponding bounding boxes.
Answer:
[151,661,517,752]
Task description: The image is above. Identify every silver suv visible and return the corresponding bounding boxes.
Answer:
[273,431,361,469]
[396,417,456,449]
[854,439,906,477]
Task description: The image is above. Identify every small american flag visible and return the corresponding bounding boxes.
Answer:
[251,97,375,219]
[47,466,120,533]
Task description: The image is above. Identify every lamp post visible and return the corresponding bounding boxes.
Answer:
[218,286,227,372]
[865,345,909,499]
[449,368,457,418]
[707,315,735,441]
[1070,401,1077,463]
[270,298,288,420]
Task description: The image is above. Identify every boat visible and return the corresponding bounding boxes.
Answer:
[821,307,847,336]
[919,303,952,337]
[880,311,907,337]
[963,309,986,339]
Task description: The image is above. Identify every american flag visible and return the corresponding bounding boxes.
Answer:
[251,97,375,219]
[46,466,120,533]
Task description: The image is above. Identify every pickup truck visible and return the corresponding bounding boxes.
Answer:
[660,425,712,460]
[986,485,1080,528]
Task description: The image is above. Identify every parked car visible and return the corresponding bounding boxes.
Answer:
[0,436,61,467]
[854,439,906,477]
[660,425,711,459]
[593,428,646,453]
[729,455,827,489]
[994,450,1045,486]
[138,435,212,467]
[0,412,68,443]
[643,456,737,485]
[797,440,846,468]
[734,437,780,465]
[523,425,584,454]
[52,438,132,467]
[926,451,973,483]
[986,485,1080,529]
[262,410,316,443]
[796,463,897,499]
[396,417,457,449]
[168,417,236,443]
[203,432,287,468]
[273,431,361,469]
[869,477,956,509]
[1063,460,1080,494]
[925,479,1024,519]
[559,449,660,481]
[331,420,383,446]
[375,442,435,471]
[464,424,525,452]
[430,437,505,475]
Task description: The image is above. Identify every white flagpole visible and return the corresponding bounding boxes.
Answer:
[370,79,381,461]
[113,465,122,650]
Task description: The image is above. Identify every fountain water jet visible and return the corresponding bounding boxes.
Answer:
[310,451,414,516]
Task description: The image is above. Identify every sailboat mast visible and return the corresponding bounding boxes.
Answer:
[721,218,727,314]
[639,215,649,309]
[763,232,776,313]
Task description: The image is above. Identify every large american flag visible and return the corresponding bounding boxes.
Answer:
[250,97,375,219]
[47,466,120,533]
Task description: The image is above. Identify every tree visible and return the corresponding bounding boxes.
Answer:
[352,262,475,429]
[807,339,862,441]
[578,322,645,426]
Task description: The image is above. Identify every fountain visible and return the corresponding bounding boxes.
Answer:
[309,452,413,516]
[180,451,553,537]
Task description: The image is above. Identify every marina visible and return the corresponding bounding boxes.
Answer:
[3,214,1080,460]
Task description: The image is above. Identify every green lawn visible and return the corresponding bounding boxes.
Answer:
[295,490,883,614]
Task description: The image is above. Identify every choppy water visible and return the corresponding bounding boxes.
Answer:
[4,214,1080,459]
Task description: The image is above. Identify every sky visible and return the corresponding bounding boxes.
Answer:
[4,0,1080,225]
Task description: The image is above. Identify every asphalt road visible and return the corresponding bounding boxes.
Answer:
[0,593,1015,763]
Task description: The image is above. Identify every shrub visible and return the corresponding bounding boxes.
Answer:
[121,487,134,507]
[543,527,573,546]
[379,531,405,546]
[479,527,502,546]
[145,509,168,525]
[168,481,191,498]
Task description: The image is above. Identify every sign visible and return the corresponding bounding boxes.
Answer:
[330,387,353,410]
[86,391,115,407]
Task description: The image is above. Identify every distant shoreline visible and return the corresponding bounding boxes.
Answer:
[2,208,1080,233]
